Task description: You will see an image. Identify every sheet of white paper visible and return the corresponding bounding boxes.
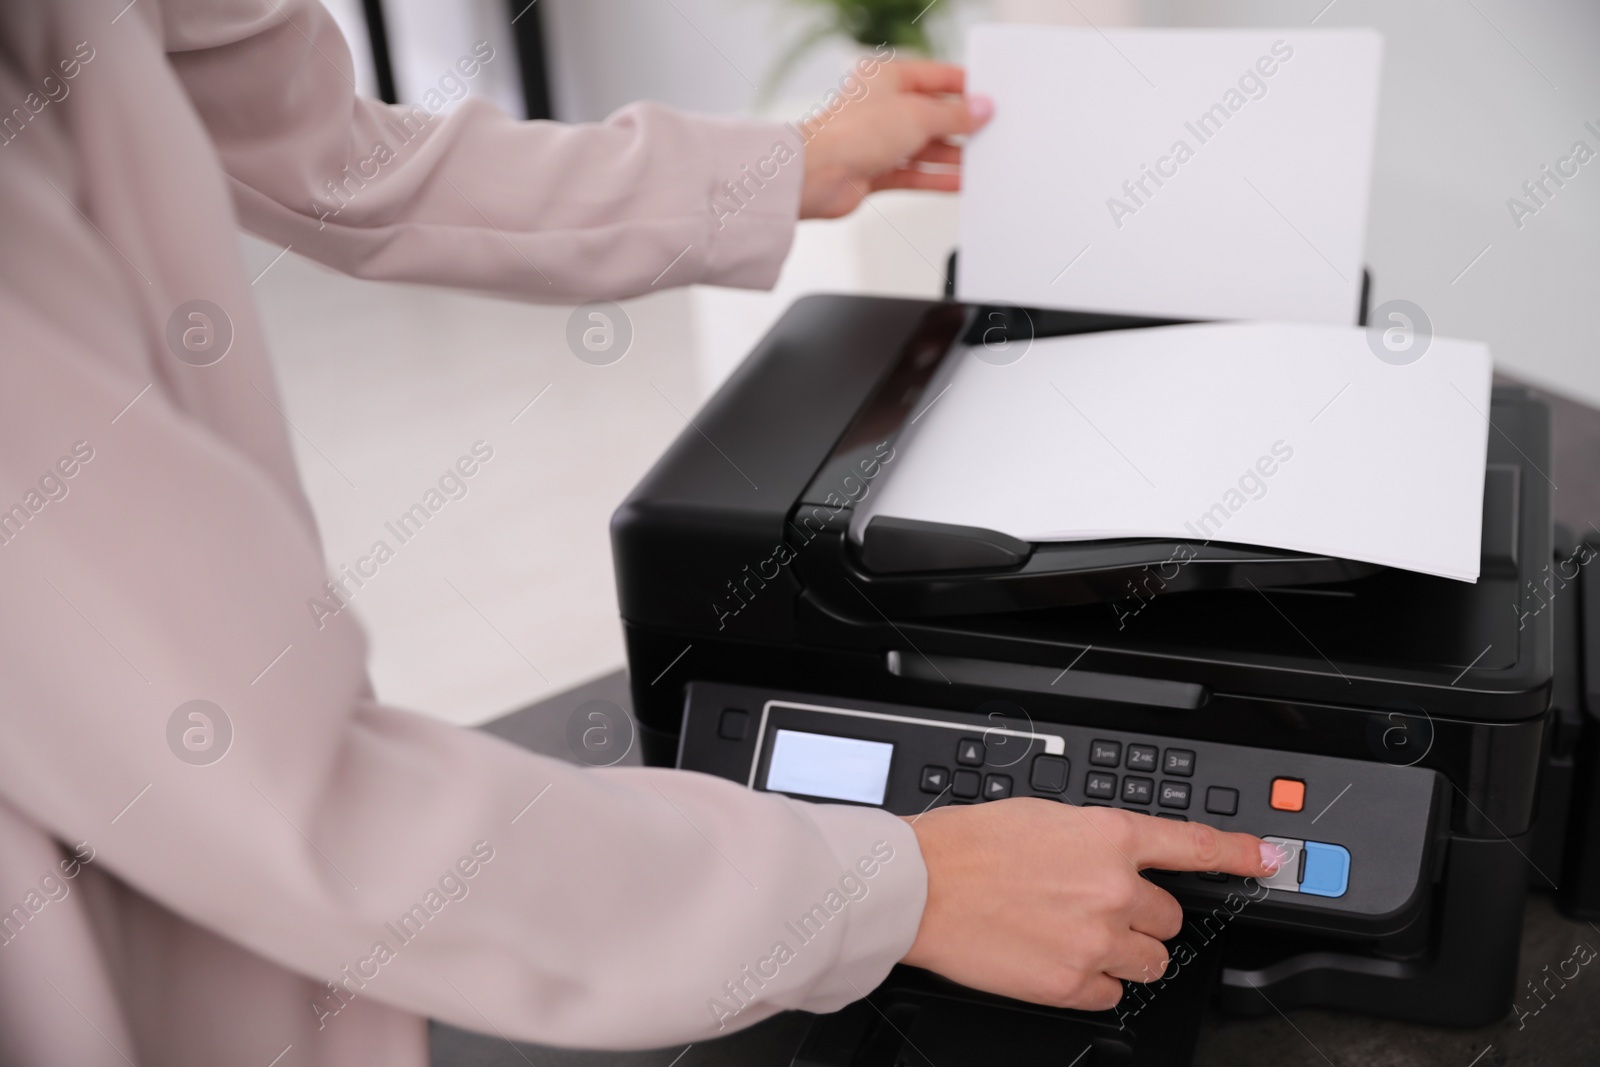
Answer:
[957,27,1383,324]
[853,322,1492,582]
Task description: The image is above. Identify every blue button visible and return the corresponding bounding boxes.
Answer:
[1299,841,1350,898]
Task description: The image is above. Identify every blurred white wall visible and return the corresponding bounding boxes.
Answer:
[1142,0,1600,408]
[540,0,980,121]
[319,0,379,97]
[244,235,702,725]
[384,0,525,117]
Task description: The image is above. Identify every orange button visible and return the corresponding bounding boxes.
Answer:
[1270,778,1306,812]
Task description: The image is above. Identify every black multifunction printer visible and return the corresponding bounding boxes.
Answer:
[611,293,1600,1066]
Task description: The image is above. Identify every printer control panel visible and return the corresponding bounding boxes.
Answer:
[678,682,1444,935]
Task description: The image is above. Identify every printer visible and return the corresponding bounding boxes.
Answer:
[610,294,1600,1066]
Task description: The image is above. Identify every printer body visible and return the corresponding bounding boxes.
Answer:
[611,295,1600,1066]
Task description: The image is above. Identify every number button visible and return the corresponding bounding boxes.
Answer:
[1084,772,1117,800]
[1126,744,1158,772]
[1162,749,1195,777]
[1158,781,1191,809]
[1090,740,1122,767]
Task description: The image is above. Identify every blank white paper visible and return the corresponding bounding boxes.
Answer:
[853,323,1493,582]
[957,26,1383,324]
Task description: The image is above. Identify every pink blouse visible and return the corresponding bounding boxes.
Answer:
[0,1,925,1064]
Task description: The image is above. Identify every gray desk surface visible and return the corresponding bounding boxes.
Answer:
[434,377,1600,1067]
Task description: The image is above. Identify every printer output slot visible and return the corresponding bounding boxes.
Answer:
[793,961,1207,1066]
[886,649,1207,711]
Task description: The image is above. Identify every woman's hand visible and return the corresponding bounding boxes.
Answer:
[799,61,994,220]
[900,799,1286,1011]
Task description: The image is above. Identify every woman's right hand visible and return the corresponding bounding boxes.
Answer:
[900,799,1286,1010]
[798,61,992,220]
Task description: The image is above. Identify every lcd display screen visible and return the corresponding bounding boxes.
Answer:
[764,730,894,805]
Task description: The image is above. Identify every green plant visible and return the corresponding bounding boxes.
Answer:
[821,0,939,50]
[764,0,946,102]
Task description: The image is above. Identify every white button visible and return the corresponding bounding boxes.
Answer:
[1260,836,1304,893]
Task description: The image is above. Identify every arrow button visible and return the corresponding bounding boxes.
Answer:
[983,774,1013,800]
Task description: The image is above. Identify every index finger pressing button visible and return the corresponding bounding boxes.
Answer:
[1259,836,1304,892]
[1131,818,1269,876]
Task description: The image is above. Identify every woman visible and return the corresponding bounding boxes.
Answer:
[0,1,1283,1064]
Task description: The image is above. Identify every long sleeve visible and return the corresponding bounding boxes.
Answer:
[0,328,927,1042]
[0,0,923,1060]
[163,0,805,301]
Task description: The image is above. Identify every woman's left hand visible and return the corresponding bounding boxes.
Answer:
[799,61,994,220]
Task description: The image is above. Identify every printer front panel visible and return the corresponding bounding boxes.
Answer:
[679,680,1441,939]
